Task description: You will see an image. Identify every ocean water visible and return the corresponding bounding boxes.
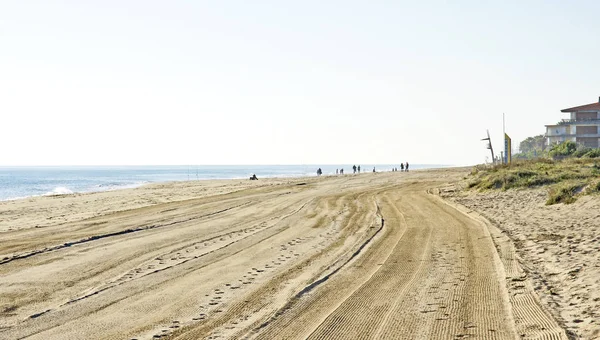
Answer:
[0,164,446,201]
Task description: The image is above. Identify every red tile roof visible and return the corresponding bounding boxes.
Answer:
[561,101,600,112]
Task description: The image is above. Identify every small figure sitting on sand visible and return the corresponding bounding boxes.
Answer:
[250,174,258,180]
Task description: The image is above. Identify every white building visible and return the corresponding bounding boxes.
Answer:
[546,97,600,148]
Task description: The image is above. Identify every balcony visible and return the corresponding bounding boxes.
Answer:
[557,118,600,125]
[546,133,600,138]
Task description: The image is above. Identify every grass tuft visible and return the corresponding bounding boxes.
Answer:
[546,182,584,205]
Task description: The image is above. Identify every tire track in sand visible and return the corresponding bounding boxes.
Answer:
[436,193,569,340]
[247,183,523,339]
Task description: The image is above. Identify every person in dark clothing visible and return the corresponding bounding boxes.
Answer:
[400,163,404,171]
[358,165,361,173]
[340,168,344,175]
[353,165,357,173]
[405,162,409,172]
[250,174,258,180]
[317,168,322,176]
[372,167,376,173]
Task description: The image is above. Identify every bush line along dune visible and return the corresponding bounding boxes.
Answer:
[468,156,600,205]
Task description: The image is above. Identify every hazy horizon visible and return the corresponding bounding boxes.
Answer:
[0,163,455,167]
[2,1,599,166]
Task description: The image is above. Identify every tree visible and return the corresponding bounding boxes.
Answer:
[514,134,548,159]
[519,134,547,154]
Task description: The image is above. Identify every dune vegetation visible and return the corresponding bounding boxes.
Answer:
[467,158,600,205]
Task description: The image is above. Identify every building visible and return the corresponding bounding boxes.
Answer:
[546,97,600,148]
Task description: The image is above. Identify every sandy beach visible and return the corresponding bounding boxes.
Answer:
[442,185,600,340]
[0,168,581,339]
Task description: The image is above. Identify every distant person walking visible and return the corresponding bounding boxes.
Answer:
[340,168,344,175]
[358,165,361,173]
[400,163,404,171]
[317,168,322,176]
[353,165,357,173]
[336,169,339,175]
[405,162,409,172]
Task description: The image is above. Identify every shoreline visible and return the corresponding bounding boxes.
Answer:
[0,165,455,203]
[0,164,455,202]
[0,166,573,340]
[0,167,461,234]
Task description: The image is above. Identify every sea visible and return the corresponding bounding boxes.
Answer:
[0,164,447,201]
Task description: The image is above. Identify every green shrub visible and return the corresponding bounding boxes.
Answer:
[573,145,593,158]
[549,141,578,158]
[583,149,600,158]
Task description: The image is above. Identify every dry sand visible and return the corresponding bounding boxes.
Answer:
[0,168,574,339]
[442,186,600,340]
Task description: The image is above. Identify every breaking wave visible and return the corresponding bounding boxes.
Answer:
[45,187,74,196]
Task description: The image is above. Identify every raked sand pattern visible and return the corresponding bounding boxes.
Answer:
[0,169,570,339]
[443,186,600,340]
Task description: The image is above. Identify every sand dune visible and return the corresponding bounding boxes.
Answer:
[0,169,569,339]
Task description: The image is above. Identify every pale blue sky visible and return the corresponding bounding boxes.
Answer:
[1,1,599,165]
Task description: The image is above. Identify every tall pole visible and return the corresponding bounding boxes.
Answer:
[503,113,505,164]
[488,130,495,162]
[481,130,495,163]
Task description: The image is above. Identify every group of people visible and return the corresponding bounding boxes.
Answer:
[392,162,410,172]
[335,164,362,175]
[255,163,410,180]
[317,163,409,176]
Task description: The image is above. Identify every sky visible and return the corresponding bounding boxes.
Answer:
[1,1,599,166]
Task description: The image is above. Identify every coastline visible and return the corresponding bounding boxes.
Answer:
[3,166,586,339]
[0,164,448,202]
[1,167,487,340]
[0,168,450,233]
[0,175,310,233]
